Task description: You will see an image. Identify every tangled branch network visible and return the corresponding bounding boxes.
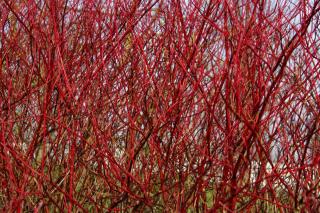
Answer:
[1,0,320,212]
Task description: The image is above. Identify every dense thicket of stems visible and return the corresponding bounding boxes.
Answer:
[1,0,320,212]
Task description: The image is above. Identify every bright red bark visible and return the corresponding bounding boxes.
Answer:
[1,0,320,211]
